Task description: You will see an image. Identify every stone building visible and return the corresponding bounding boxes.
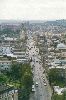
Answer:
[0,84,18,100]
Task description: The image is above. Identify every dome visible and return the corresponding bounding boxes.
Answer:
[57,43,66,48]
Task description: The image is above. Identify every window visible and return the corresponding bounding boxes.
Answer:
[5,68,7,70]
[1,65,3,67]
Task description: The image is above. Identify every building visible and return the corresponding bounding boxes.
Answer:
[53,86,66,95]
[57,43,66,50]
[55,43,66,59]
[0,84,18,100]
[0,60,11,71]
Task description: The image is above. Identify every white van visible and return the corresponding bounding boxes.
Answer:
[35,82,38,87]
[32,85,35,92]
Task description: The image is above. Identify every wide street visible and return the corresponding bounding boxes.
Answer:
[28,36,52,100]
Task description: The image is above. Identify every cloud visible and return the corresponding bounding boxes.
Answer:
[0,0,66,20]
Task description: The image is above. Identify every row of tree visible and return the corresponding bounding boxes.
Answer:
[48,68,66,100]
[48,68,65,87]
[51,92,66,100]
[0,28,20,37]
[0,63,33,100]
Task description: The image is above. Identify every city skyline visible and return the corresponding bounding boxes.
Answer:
[0,0,66,20]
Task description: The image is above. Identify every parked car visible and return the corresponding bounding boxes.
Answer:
[36,60,38,62]
[44,82,47,86]
[32,85,36,92]
[35,82,38,87]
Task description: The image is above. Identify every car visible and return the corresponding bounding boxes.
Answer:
[36,49,38,52]
[44,83,47,86]
[32,85,36,92]
[43,80,46,83]
[35,82,38,87]
[29,48,31,50]
[36,60,38,62]
[43,77,45,80]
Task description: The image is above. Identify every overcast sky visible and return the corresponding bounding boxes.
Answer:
[0,0,66,20]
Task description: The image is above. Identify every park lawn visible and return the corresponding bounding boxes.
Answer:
[52,94,64,100]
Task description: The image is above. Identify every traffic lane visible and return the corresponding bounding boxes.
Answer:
[29,40,40,100]
[34,62,47,100]
[32,57,44,100]
[30,64,38,100]
[29,50,36,57]
[30,57,47,98]
[34,69,44,100]
[37,71,47,100]
[35,61,48,100]
[29,40,51,100]
[29,41,49,100]
[29,93,36,100]
[35,85,40,100]
[35,59,51,100]
[32,65,41,100]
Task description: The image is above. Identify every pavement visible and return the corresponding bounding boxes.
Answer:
[27,37,52,100]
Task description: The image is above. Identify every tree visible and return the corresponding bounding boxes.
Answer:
[63,91,66,100]
[11,63,20,81]
[0,74,8,83]
[48,68,65,86]
[5,63,33,100]
[23,72,33,89]
[51,93,64,100]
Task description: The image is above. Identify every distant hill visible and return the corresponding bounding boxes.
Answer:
[0,19,66,26]
[0,20,23,24]
[45,19,66,27]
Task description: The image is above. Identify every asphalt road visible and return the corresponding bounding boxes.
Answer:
[28,37,51,100]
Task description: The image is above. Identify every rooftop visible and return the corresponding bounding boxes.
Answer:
[53,86,66,95]
[57,43,66,48]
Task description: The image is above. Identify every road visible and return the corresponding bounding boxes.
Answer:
[28,37,52,100]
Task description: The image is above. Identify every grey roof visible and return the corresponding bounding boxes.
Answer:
[57,43,66,48]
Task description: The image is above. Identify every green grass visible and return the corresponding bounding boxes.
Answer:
[52,94,64,100]
[53,80,65,88]
[8,81,21,88]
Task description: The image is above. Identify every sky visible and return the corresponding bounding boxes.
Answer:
[0,0,66,20]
